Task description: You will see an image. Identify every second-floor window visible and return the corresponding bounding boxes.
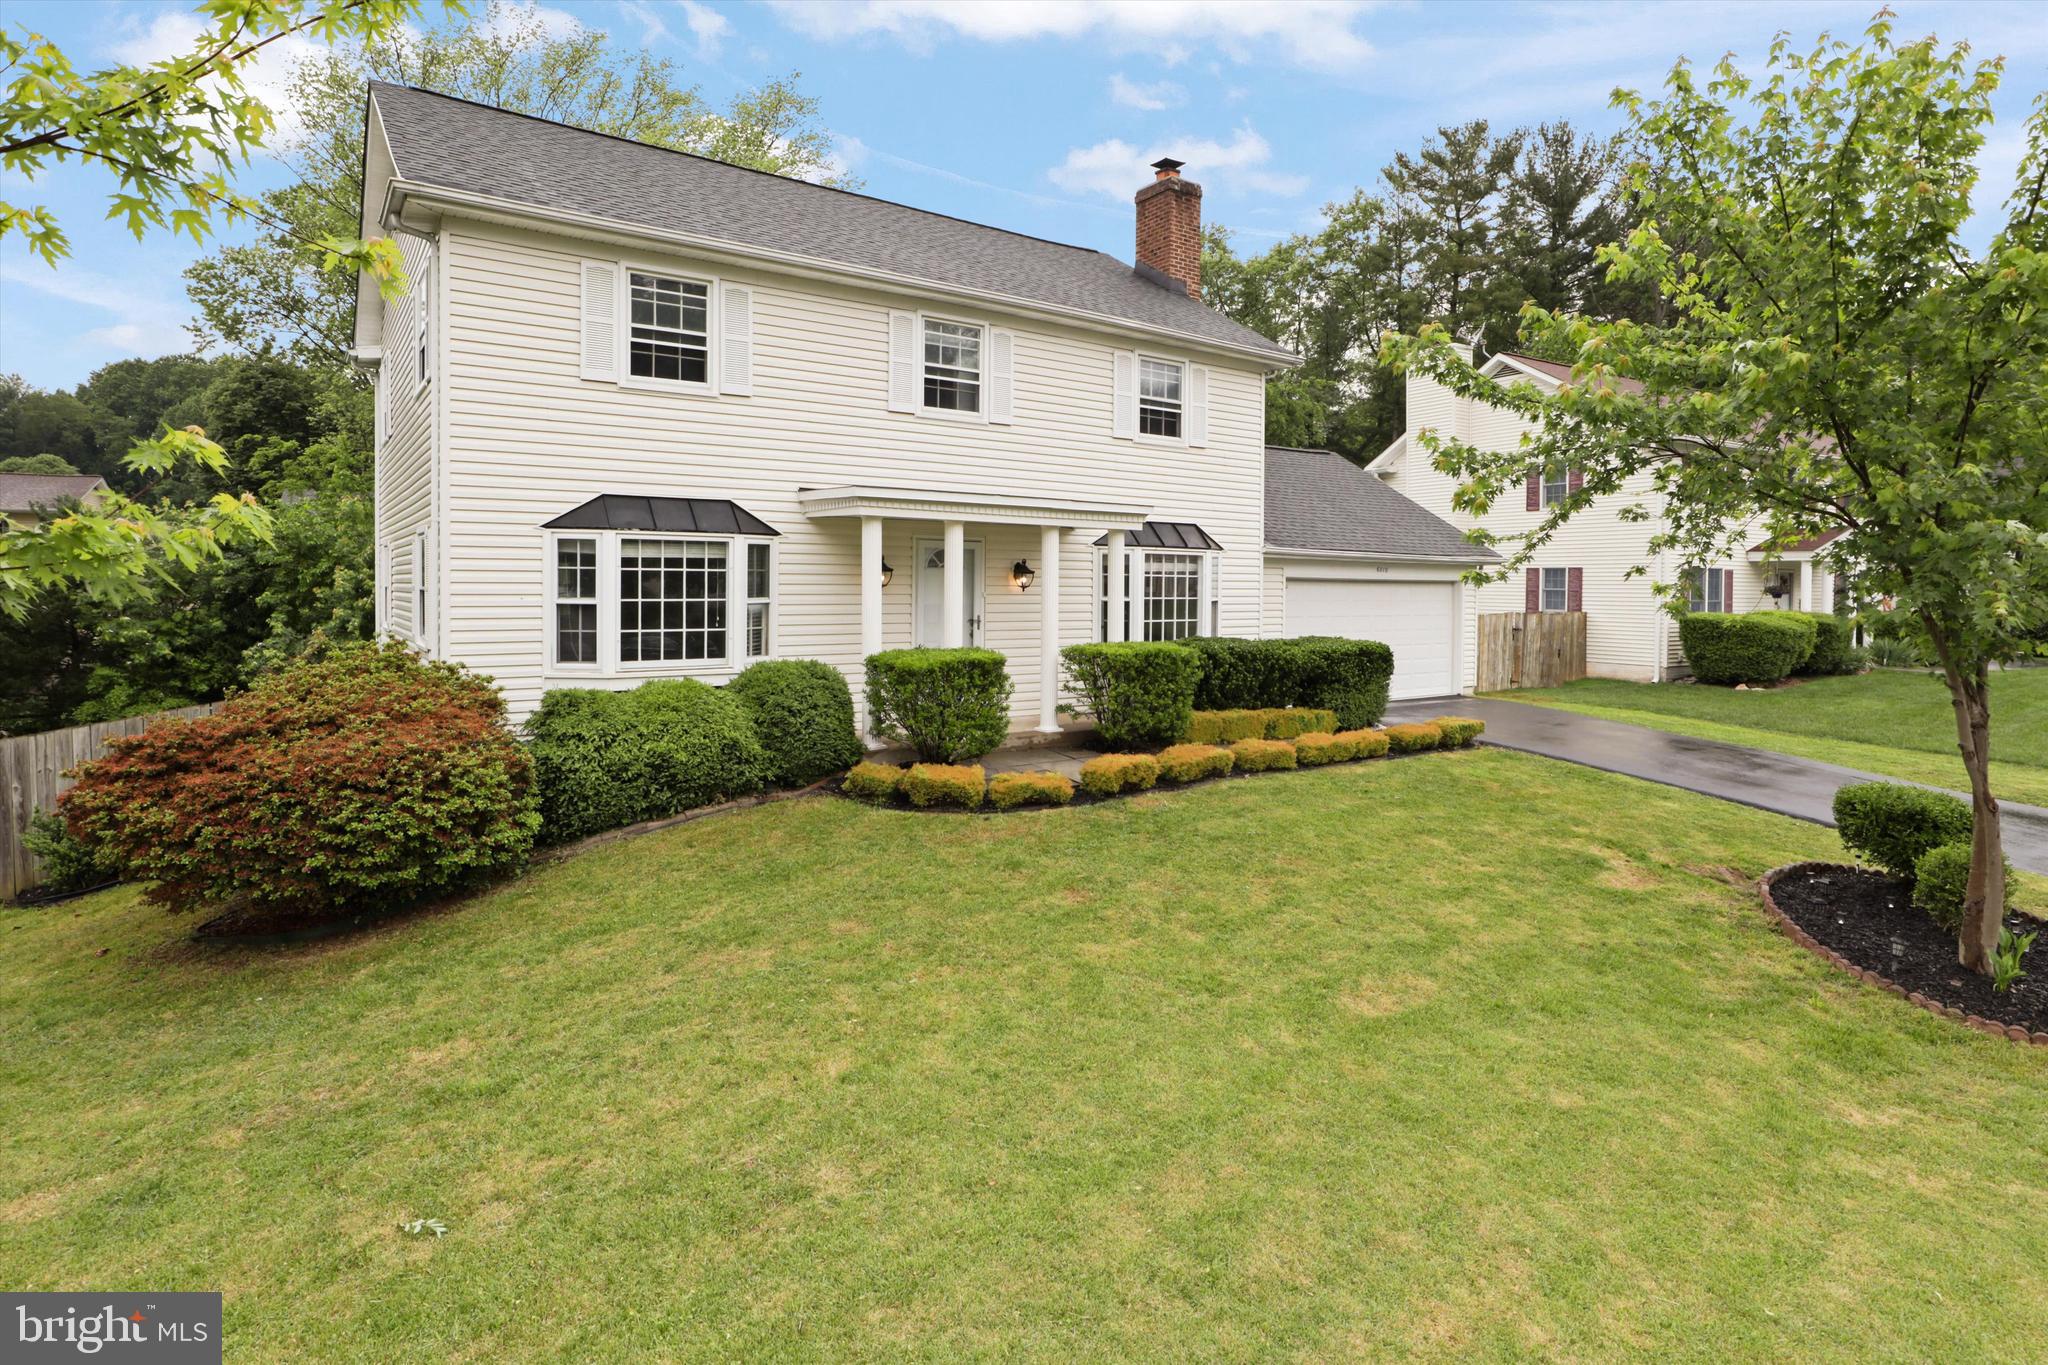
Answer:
[1542,461,1569,506]
[629,272,710,384]
[1541,566,1570,612]
[922,318,982,412]
[1138,357,1183,437]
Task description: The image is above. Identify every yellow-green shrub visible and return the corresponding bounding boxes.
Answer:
[1336,728,1390,759]
[1156,743,1235,783]
[1294,731,1358,766]
[842,761,904,802]
[1230,738,1298,772]
[1185,709,1266,744]
[1079,753,1161,796]
[903,763,986,809]
[1383,722,1443,754]
[988,770,1075,810]
[1431,716,1486,748]
[1260,707,1337,740]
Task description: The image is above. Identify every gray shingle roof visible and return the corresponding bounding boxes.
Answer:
[368,83,1294,363]
[1264,447,1496,562]
[0,473,106,512]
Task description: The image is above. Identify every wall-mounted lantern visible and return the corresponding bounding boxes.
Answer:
[879,559,894,588]
[1011,559,1036,591]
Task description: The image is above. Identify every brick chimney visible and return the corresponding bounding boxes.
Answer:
[1135,157,1202,298]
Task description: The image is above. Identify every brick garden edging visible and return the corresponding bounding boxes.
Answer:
[1758,861,2048,1047]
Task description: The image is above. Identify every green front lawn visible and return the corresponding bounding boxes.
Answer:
[5,752,2045,1360]
[1499,668,2048,807]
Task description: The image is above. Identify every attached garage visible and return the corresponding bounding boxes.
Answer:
[1262,445,1497,700]
[1284,576,1459,700]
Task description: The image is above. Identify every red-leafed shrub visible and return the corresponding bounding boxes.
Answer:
[62,641,539,923]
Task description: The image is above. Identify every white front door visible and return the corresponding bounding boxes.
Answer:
[914,538,985,646]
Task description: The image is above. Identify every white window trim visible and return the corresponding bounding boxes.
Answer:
[1685,565,1726,614]
[917,311,991,423]
[414,250,432,396]
[1097,543,1221,642]
[617,260,720,396]
[1134,351,1189,446]
[543,529,776,677]
[744,540,775,659]
[412,529,431,645]
[1540,566,1570,614]
[1541,461,1569,507]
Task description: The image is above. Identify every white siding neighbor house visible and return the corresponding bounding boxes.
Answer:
[1371,350,1839,685]
[356,84,1491,729]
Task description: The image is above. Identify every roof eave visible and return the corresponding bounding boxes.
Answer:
[380,178,1302,370]
[1262,544,1499,565]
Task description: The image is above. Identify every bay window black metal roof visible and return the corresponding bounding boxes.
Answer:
[542,495,779,536]
[1092,520,1222,551]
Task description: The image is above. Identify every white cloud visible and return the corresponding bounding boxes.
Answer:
[676,1,734,58]
[482,0,585,43]
[767,0,1374,70]
[1049,127,1309,200]
[1109,73,1184,112]
[107,11,324,146]
[1,260,196,358]
[617,0,671,45]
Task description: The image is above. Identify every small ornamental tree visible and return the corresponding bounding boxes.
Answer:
[1384,13,2048,973]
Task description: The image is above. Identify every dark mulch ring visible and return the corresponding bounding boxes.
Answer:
[1766,863,2047,1035]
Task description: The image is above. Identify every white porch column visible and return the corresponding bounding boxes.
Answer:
[1105,528,1127,642]
[942,519,965,648]
[1798,559,1814,612]
[1039,524,1062,732]
[859,516,883,737]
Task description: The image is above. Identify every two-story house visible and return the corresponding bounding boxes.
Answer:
[1372,350,1839,685]
[357,84,1492,730]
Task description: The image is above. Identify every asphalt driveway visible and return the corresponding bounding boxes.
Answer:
[1386,695,2048,875]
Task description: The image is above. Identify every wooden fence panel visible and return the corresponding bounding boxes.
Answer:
[0,704,218,901]
[1475,612,1587,693]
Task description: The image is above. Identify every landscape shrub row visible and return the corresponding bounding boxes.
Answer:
[864,647,1013,762]
[1179,637,1394,729]
[1184,707,1338,743]
[1833,779,2008,930]
[1060,642,1200,749]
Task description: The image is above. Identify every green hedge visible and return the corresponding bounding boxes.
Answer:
[1180,637,1393,728]
[1832,781,1973,881]
[1679,612,1818,684]
[1061,641,1200,749]
[1796,612,1857,676]
[526,679,770,844]
[726,659,864,786]
[864,648,1013,762]
[1910,841,2012,932]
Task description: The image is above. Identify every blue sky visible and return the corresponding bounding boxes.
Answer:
[2,0,2043,391]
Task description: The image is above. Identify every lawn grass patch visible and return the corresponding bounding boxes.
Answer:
[3,752,2045,1360]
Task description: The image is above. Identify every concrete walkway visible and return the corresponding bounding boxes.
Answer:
[1384,696,2048,875]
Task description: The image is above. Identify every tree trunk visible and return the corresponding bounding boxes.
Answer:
[1938,655,2004,973]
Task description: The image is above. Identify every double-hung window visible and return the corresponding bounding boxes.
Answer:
[555,539,599,663]
[1138,357,1183,438]
[416,253,431,392]
[1685,566,1726,613]
[1541,566,1570,613]
[922,318,982,412]
[1542,461,1569,507]
[620,538,726,662]
[745,543,771,658]
[628,272,710,384]
[1141,553,1203,640]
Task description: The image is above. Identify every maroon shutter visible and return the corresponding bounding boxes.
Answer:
[1525,470,1541,511]
[1722,568,1735,612]
[1567,466,1584,495]
[1567,567,1584,612]
[1525,567,1541,612]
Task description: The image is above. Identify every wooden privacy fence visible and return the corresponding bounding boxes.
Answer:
[0,704,219,901]
[1476,611,1587,693]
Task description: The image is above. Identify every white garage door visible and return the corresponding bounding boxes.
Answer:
[1286,577,1458,700]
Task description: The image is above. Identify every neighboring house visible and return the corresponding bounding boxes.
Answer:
[0,473,108,529]
[356,84,1491,729]
[1371,350,1839,684]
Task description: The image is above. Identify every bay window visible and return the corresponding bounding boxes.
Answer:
[555,538,598,663]
[1099,547,1220,641]
[547,531,774,672]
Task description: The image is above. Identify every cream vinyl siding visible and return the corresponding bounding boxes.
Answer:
[435,218,1267,722]
[375,231,438,642]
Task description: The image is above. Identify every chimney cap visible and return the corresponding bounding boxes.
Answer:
[1151,157,1185,176]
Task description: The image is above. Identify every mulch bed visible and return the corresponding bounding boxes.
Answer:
[1761,862,2047,1042]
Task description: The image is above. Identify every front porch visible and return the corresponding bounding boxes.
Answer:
[797,486,1156,740]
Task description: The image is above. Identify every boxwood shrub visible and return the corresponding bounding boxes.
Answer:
[865,648,1014,762]
[903,763,985,809]
[842,761,904,803]
[726,659,863,786]
[1796,612,1857,676]
[1156,742,1235,783]
[1228,738,1298,772]
[1181,637,1394,728]
[1679,611,1818,684]
[1185,708,1266,744]
[526,679,771,844]
[1060,641,1200,749]
[1832,780,1973,881]
[1336,728,1391,759]
[1383,722,1443,754]
[1910,841,2011,931]
[1294,731,1357,766]
[23,809,121,897]
[1078,753,1160,796]
[1431,716,1486,748]
[62,641,540,920]
[989,771,1075,810]
[1259,707,1338,740]
[1293,637,1395,729]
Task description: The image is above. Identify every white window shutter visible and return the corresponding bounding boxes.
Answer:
[580,260,620,382]
[720,282,753,395]
[888,310,918,412]
[1112,350,1136,439]
[988,328,1015,424]
[1187,364,1209,447]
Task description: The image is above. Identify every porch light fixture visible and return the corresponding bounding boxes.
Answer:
[879,558,893,588]
[1011,559,1035,591]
